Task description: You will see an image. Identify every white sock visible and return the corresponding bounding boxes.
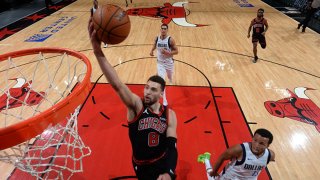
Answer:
[205,159,213,173]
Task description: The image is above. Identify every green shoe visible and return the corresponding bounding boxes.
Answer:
[197,152,211,163]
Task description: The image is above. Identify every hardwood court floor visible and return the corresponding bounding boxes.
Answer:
[1,0,320,179]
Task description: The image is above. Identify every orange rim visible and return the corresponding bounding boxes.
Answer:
[0,48,92,150]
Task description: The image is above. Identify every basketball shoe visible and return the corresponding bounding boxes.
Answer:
[197,152,211,163]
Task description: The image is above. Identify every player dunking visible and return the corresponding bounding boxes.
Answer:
[88,17,178,180]
[247,8,269,63]
[198,128,275,180]
[150,24,178,106]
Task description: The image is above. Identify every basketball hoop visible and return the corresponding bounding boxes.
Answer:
[0,48,92,179]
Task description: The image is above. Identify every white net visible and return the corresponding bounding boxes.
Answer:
[1,106,91,179]
[0,48,91,179]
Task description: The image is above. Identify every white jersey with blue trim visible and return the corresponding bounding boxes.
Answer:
[219,142,270,180]
[156,35,173,65]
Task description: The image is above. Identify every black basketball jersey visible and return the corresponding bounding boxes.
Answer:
[252,18,265,35]
[128,104,169,165]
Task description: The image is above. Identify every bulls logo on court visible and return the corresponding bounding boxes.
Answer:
[264,87,320,132]
[0,78,45,112]
[126,2,207,27]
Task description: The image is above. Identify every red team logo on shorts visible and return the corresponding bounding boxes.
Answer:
[0,78,45,112]
[264,87,320,132]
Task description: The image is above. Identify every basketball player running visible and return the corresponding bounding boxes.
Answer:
[91,0,108,48]
[247,8,268,63]
[198,128,275,180]
[88,18,178,180]
[150,24,178,106]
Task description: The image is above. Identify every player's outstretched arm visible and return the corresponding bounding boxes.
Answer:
[88,18,141,112]
[210,144,242,177]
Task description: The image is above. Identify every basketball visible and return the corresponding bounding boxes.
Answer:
[92,4,131,44]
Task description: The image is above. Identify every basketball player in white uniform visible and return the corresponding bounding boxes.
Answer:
[198,128,275,180]
[150,24,178,106]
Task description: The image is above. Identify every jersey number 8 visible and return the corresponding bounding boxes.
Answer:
[148,132,159,147]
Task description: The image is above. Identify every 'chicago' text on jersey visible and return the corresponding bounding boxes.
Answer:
[138,117,167,133]
[253,24,264,28]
